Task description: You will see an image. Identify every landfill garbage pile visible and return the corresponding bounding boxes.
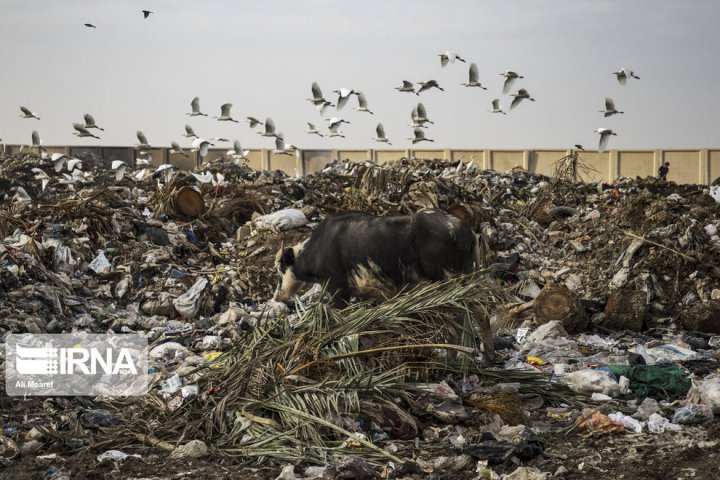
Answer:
[0,151,719,480]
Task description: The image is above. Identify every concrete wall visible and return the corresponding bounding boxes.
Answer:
[2,144,719,185]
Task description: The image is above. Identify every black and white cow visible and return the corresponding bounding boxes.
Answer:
[273,209,481,305]
[273,208,495,363]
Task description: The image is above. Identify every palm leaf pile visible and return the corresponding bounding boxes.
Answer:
[94,272,589,466]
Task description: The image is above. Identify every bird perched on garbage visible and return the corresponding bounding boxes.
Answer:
[72,123,100,139]
[462,63,487,89]
[187,97,207,117]
[395,80,415,93]
[20,106,40,120]
[372,123,391,145]
[600,97,624,117]
[83,113,105,131]
[142,10,153,18]
[613,68,640,85]
[510,89,535,110]
[438,51,466,68]
[214,103,239,122]
[416,80,444,95]
[490,99,506,115]
[499,71,524,94]
[595,128,617,152]
[658,162,670,180]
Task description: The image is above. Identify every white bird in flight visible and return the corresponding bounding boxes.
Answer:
[72,123,100,139]
[50,153,69,172]
[258,118,278,137]
[490,99,507,115]
[411,103,434,127]
[20,106,40,120]
[409,127,434,144]
[416,80,444,95]
[439,51,466,68]
[31,168,51,191]
[596,128,617,152]
[613,68,640,86]
[82,113,104,131]
[191,137,214,157]
[111,160,127,181]
[215,103,239,122]
[395,80,415,93]
[31,131,43,149]
[510,88,535,110]
[136,131,150,148]
[228,140,249,160]
[499,71,524,95]
[188,97,207,116]
[328,123,345,138]
[332,88,358,111]
[372,123,391,145]
[354,91,374,114]
[246,116,264,128]
[600,97,624,117]
[462,63,487,89]
[183,124,198,138]
[67,158,83,172]
[326,117,350,131]
[306,123,324,137]
[170,141,190,157]
[273,133,293,155]
[308,82,334,114]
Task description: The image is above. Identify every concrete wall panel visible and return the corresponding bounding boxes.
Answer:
[663,150,700,184]
[268,153,297,175]
[410,149,445,159]
[528,150,569,178]
[709,150,720,184]
[303,150,334,174]
[337,150,370,163]
[618,151,655,180]
[374,150,406,164]
[491,151,524,172]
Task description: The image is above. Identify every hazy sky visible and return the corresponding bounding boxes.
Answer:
[2,0,719,150]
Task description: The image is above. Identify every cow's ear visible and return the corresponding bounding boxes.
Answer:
[281,247,295,267]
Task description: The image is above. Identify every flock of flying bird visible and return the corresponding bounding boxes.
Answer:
[7,10,643,168]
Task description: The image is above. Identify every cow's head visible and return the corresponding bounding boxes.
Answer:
[272,241,306,303]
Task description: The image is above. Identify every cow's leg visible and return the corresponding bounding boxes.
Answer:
[475,309,495,366]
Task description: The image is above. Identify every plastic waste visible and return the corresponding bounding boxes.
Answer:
[672,404,714,424]
[608,412,644,433]
[699,374,720,414]
[96,450,141,463]
[560,369,620,397]
[170,439,208,458]
[79,409,117,429]
[253,208,308,232]
[173,277,208,319]
[646,413,681,433]
[88,251,111,274]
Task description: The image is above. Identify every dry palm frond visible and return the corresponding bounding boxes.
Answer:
[465,390,527,425]
[97,272,505,464]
